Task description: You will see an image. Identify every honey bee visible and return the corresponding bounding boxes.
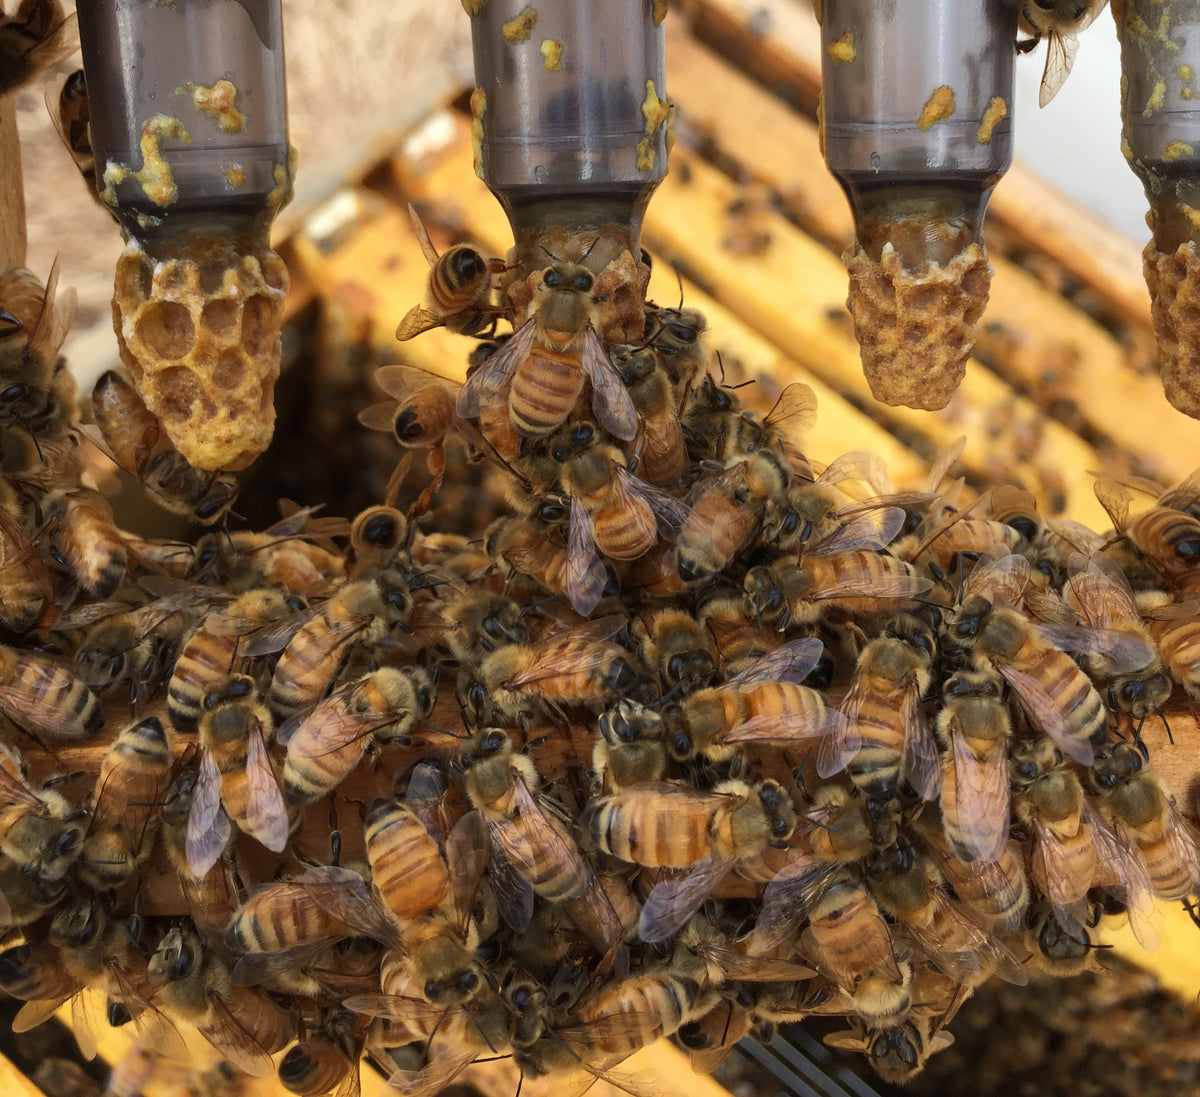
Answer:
[554,422,687,614]
[744,545,933,634]
[936,667,1011,863]
[511,970,712,1079]
[1096,475,1200,588]
[0,746,88,886]
[462,616,640,726]
[227,864,401,968]
[44,895,189,1064]
[0,0,77,95]
[1021,898,1105,976]
[1147,604,1200,701]
[594,700,667,790]
[866,840,1027,986]
[78,716,169,889]
[820,621,939,803]
[758,449,901,555]
[149,924,293,1077]
[46,69,103,206]
[663,636,836,761]
[255,567,414,720]
[438,587,529,667]
[1009,737,1100,934]
[166,585,309,733]
[646,304,709,403]
[0,643,103,741]
[610,345,686,486]
[1052,555,1171,723]
[396,204,505,340]
[825,1009,957,1085]
[160,752,238,945]
[187,674,288,875]
[943,595,1107,765]
[69,599,195,712]
[1017,0,1108,107]
[462,263,638,441]
[634,778,799,943]
[40,489,126,599]
[463,730,624,956]
[633,607,718,695]
[279,666,434,804]
[87,370,239,524]
[675,451,789,582]
[766,865,909,1020]
[1087,739,1200,903]
[278,1009,364,1097]
[927,831,1030,932]
[0,506,51,633]
[585,777,796,869]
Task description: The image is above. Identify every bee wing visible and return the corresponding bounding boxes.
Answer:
[725,693,844,745]
[374,364,458,402]
[934,846,1028,932]
[244,722,288,853]
[948,730,1010,863]
[1032,820,1093,928]
[1039,29,1080,107]
[501,617,629,687]
[621,468,691,534]
[808,556,933,602]
[242,603,325,657]
[637,856,735,943]
[382,1045,480,1097]
[750,856,839,955]
[185,750,230,876]
[406,203,441,266]
[12,991,76,1035]
[485,822,535,932]
[763,382,818,435]
[357,398,400,432]
[724,636,824,687]
[815,906,901,996]
[1094,475,1133,533]
[1084,803,1162,952]
[998,666,1095,766]
[812,506,907,553]
[567,496,606,617]
[583,325,638,441]
[904,894,1028,987]
[925,436,967,492]
[293,864,403,947]
[962,550,1031,606]
[197,993,277,1077]
[105,962,190,1062]
[455,319,534,419]
[70,992,100,1062]
[446,809,489,930]
[1036,624,1156,675]
[396,306,448,341]
[817,679,872,779]
[901,689,939,802]
[0,754,41,807]
[816,448,890,493]
[700,946,817,982]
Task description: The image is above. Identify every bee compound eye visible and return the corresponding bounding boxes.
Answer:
[543,269,563,288]
[452,249,483,280]
[455,970,479,995]
[227,677,253,698]
[572,272,594,292]
[676,1022,709,1049]
[1176,538,1200,559]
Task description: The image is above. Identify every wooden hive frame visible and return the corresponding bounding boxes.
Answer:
[6,1,1200,1095]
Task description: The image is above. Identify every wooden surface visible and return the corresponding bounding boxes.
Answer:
[0,96,26,269]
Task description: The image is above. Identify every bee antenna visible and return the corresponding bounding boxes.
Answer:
[421,1005,452,1057]
[0,307,21,332]
[471,1015,501,1055]
[1158,708,1174,746]
[674,263,684,309]
[539,244,564,264]
[581,235,600,260]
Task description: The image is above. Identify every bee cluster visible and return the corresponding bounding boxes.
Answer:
[3,205,1200,1096]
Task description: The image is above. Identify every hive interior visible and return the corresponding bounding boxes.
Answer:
[7,4,1200,1097]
